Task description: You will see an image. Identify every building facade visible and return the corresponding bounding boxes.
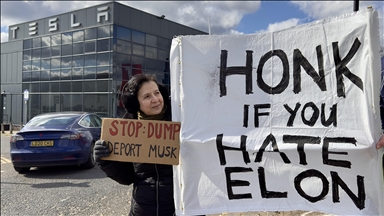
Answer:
[0,2,206,125]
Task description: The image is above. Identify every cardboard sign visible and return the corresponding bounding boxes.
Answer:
[170,8,384,216]
[100,118,181,165]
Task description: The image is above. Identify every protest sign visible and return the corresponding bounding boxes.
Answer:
[100,118,180,165]
[170,8,384,215]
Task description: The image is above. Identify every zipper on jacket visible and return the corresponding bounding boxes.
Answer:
[155,164,159,216]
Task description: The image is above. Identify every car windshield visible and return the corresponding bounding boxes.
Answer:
[26,115,79,128]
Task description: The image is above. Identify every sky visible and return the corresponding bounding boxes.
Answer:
[1,1,383,47]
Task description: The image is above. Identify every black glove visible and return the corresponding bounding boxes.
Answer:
[94,140,111,164]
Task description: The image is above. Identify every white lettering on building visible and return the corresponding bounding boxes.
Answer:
[49,18,58,32]
[71,14,81,28]
[29,22,37,36]
[97,6,109,23]
[10,27,19,39]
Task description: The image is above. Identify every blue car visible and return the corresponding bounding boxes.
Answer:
[10,112,102,174]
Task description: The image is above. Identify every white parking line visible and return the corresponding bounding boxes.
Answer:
[1,156,11,164]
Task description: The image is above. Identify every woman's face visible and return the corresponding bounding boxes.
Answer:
[137,81,164,116]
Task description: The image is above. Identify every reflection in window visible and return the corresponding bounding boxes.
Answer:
[96,66,109,79]
[158,49,169,61]
[84,54,96,67]
[146,34,157,47]
[31,72,40,81]
[84,81,96,92]
[61,57,72,68]
[23,39,32,49]
[145,59,157,71]
[51,34,61,46]
[72,81,83,92]
[116,26,131,41]
[98,26,110,38]
[22,72,31,82]
[132,44,144,56]
[85,28,97,40]
[32,49,41,60]
[50,69,60,81]
[41,94,50,112]
[29,94,40,118]
[23,50,31,60]
[40,71,50,81]
[72,94,83,111]
[51,82,60,92]
[61,94,71,111]
[42,36,50,47]
[72,68,83,80]
[40,82,50,92]
[132,56,145,69]
[41,47,50,58]
[96,80,109,92]
[72,55,84,67]
[158,61,170,72]
[115,53,130,66]
[32,37,41,48]
[97,39,110,52]
[31,83,40,92]
[157,37,170,50]
[31,60,40,71]
[51,58,61,69]
[62,32,72,44]
[50,94,60,112]
[145,46,157,59]
[61,82,72,93]
[62,44,72,56]
[132,30,145,44]
[73,42,84,55]
[51,46,61,57]
[116,39,131,54]
[61,69,71,80]
[84,41,96,53]
[97,53,109,66]
[84,67,96,79]
[41,59,50,71]
[95,95,108,112]
[112,67,123,80]
[23,61,31,71]
[73,30,84,42]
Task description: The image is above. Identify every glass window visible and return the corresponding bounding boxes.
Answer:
[31,60,40,71]
[41,94,50,112]
[32,37,41,48]
[98,26,110,38]
[50,69,60,81]
[51,58,61,69]
[79,115,91,127]
[84,67,96,79]
[62,32,72,44]
[145,59,158,71]
[31,72,40,82]
[132,30,145,44]
[72,81,83,92]
[132,44,144,56]
[41,47,50,58]
[96,79,109,92]
[51,82,60,92]
[40,82,50,92]
[23,39,32,49]
[72,55,84,67]
[97,39,110,52]
[61,44,72,56]
[60,82,72,93]
[51,34,61,46]
[96,66,109,79]
[41,36,50,47]
[50,94,60,112]
[84,54,96,67]
[61,94,71,111]
[116,26,131,41]
[51,46,61,57]
[112,67,123,80]
[61,69,71,80]
[32,49,41,60]
[157,37,170,50]
[132,56,145,69]
[31,82,40,92]
[29,94,40,118]
[97,53,109,66]
[23,50,31,60]
[83,94,96,112]
[146,34,157,47]
[145,46,157,59]
[116,39,131,54]
[94,95,108,113]
[85,28,97,40]
[40,71,50,81]
[84,81,96,92]
[73,42,84,55]
[158,61,170,72]
[23,61,31,71]
[84,41,96,53]
[115,53,130,66]
[91,115,102,127]
[72,68,83,80]
[22,72,31,82]
[158,49,169,61]
[73,30,84,42]
[41,59,50,71]
[72,94,83,111]
[61,57,72,69]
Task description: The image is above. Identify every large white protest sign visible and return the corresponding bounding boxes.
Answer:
[170,8,384,216]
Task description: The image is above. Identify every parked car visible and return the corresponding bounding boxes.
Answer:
[10,112,102,174]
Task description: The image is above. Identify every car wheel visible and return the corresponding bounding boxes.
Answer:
[81,142,95,169]
[13,166,30,174]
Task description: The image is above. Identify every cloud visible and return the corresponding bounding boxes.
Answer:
[1,32,8,42]
[255,18,301,34]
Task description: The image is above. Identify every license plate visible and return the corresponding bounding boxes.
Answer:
[31,140,54,147]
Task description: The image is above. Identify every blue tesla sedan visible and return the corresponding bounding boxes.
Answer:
[10,112,102,174]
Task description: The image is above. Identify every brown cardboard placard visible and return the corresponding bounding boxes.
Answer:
[100,118,180,165]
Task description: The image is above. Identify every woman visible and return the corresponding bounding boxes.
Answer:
[94,74,174,216]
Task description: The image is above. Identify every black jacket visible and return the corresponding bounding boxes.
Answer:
[99,92,175,216]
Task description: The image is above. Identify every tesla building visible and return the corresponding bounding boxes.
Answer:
[0,1,206,125]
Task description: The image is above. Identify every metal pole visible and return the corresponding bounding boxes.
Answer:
[353,0,359,12]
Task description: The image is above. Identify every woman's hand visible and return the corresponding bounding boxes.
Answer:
[376,135,384,149]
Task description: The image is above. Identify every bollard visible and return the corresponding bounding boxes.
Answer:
[1,123,4,134]
[10,122,13,134]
